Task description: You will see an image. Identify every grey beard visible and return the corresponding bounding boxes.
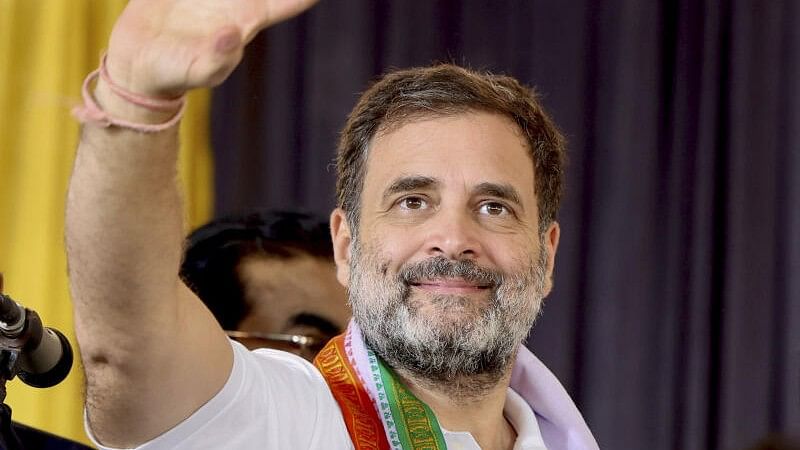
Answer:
[348,239,549,394]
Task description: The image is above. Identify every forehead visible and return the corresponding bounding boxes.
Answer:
[237,255,350,329]
[364,112,536,200]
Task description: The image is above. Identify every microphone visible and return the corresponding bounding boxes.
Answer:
[0,293,73,388]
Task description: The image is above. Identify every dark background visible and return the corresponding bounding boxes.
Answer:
[209,1,800,448]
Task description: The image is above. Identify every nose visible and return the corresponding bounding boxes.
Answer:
[423,207,483,260]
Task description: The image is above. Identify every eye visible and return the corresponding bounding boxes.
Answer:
[478,201,510,216]
[398,196,428,210]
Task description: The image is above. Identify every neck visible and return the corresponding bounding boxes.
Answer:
[395,366,517,450]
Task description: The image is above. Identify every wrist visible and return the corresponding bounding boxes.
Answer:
[103,54,187,100]
[93,79,180,125]
[72,55,186,133]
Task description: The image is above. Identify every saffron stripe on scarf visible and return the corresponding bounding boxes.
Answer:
[317,328,447,450]
[314,335,391,450]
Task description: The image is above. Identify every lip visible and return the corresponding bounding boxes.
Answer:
[410,278,491,294]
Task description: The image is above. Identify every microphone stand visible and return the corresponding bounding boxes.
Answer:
[0,286,82,449]
[0,332,28,450]
[0,296,52,450]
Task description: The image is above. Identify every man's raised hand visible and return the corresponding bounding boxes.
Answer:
[104,0,318,97]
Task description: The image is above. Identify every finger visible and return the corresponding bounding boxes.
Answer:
[264,0,320,24]
[244,0,319,42]
[0,272,4,292]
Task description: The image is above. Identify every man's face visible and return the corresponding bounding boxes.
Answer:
[236,254,351,359]
[331,111,560,380]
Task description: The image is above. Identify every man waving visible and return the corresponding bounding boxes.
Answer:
[66,1,598,449]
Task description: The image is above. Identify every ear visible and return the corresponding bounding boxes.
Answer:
[330,208,352,287]
[542,221,561,296]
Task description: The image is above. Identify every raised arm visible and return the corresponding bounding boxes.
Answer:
[65,1,317,446]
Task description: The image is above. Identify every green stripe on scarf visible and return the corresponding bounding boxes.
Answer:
[375,356,447,449]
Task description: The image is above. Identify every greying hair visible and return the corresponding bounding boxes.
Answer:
[336,64,566,235]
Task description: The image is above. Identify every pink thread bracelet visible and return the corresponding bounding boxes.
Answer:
[98,55,184,112]
[72,55,187,133]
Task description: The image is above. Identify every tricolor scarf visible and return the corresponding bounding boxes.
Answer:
[313,322,599,450]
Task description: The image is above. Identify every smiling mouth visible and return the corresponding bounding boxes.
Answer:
[409,278,493,295]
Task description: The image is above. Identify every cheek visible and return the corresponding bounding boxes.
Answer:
[484,233,541,270]
[356,243,393,278]
[359,227,419,272]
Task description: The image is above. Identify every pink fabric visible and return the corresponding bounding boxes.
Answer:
[346,323,404,450]
[511,346,599,450]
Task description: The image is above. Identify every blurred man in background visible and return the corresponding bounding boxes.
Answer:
[180,210,350,360]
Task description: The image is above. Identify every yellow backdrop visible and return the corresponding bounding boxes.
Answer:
[0,1,214,445]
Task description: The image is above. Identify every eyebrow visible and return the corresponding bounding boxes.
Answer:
[472,182,524,211]
[382,175,439,203]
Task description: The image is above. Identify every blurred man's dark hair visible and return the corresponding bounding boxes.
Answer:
[180,210,336,331]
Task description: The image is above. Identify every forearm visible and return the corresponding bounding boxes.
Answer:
[66,78,231,446]
[66,80,184,361]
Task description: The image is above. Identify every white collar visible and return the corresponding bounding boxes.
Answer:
[505,387,548,449]
[439,388,547,450]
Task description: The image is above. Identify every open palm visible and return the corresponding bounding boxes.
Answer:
[105,0,318,96]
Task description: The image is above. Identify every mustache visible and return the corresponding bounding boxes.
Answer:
[397,256,503,288]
